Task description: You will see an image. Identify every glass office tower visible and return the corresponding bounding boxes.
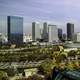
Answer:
[58,28,63,41]
[67,23,74,41]
[7,16,23,44]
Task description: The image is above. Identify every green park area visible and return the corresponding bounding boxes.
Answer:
[0,45,80,80]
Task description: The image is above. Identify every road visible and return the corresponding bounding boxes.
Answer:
[0,47,38,52]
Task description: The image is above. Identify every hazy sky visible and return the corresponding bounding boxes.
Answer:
[0,0,80,34]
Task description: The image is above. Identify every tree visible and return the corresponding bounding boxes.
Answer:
[38,59,55,77]
[66,61,74,70]
[22,71,25,77]
[52,46,60,51]
[27,74,45,80]
[68,50,77,57]
[6,67,16,77]
[59,54,67,62]
[0,71,9,80]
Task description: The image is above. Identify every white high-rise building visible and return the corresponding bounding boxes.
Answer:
[32,22,41,41]
[74,33,80,42]
[48,24,58,42]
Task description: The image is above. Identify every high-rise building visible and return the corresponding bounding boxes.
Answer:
[74,33,80,42]
[0,16,23,44]
[67,23,74,41]
[58,28,63,41]
[7,16,23,44]
[42,22,59,42]
[42,22,48,42]
[32,22,41,41]
[48,24,58,42]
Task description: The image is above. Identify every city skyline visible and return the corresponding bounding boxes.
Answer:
[0,0,80,34]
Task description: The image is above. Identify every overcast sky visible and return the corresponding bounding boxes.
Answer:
[0,0,80,34]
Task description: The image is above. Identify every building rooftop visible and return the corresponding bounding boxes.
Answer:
[62,70,80,80]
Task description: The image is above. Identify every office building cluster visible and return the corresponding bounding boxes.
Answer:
[32,22,61,43]
[32,22,80,43]
[0,15,80,45]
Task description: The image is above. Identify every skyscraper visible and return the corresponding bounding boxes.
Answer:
[42,22,59,42]
[32,22,41,41]
[7,16,23,44]
[67,23,74,41]
[48,24,58,42]
[42,22,48,42]
[58,28,63,41]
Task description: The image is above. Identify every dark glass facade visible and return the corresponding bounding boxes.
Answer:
[7,16,23,44]
[32,22,35,41]
[58,28,63,40]
[67,23,74,41]
[42,22,48,42]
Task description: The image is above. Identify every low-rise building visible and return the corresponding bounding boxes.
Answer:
[0,33,8,44]
[23,34,32,43]
[24,68,38,78]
